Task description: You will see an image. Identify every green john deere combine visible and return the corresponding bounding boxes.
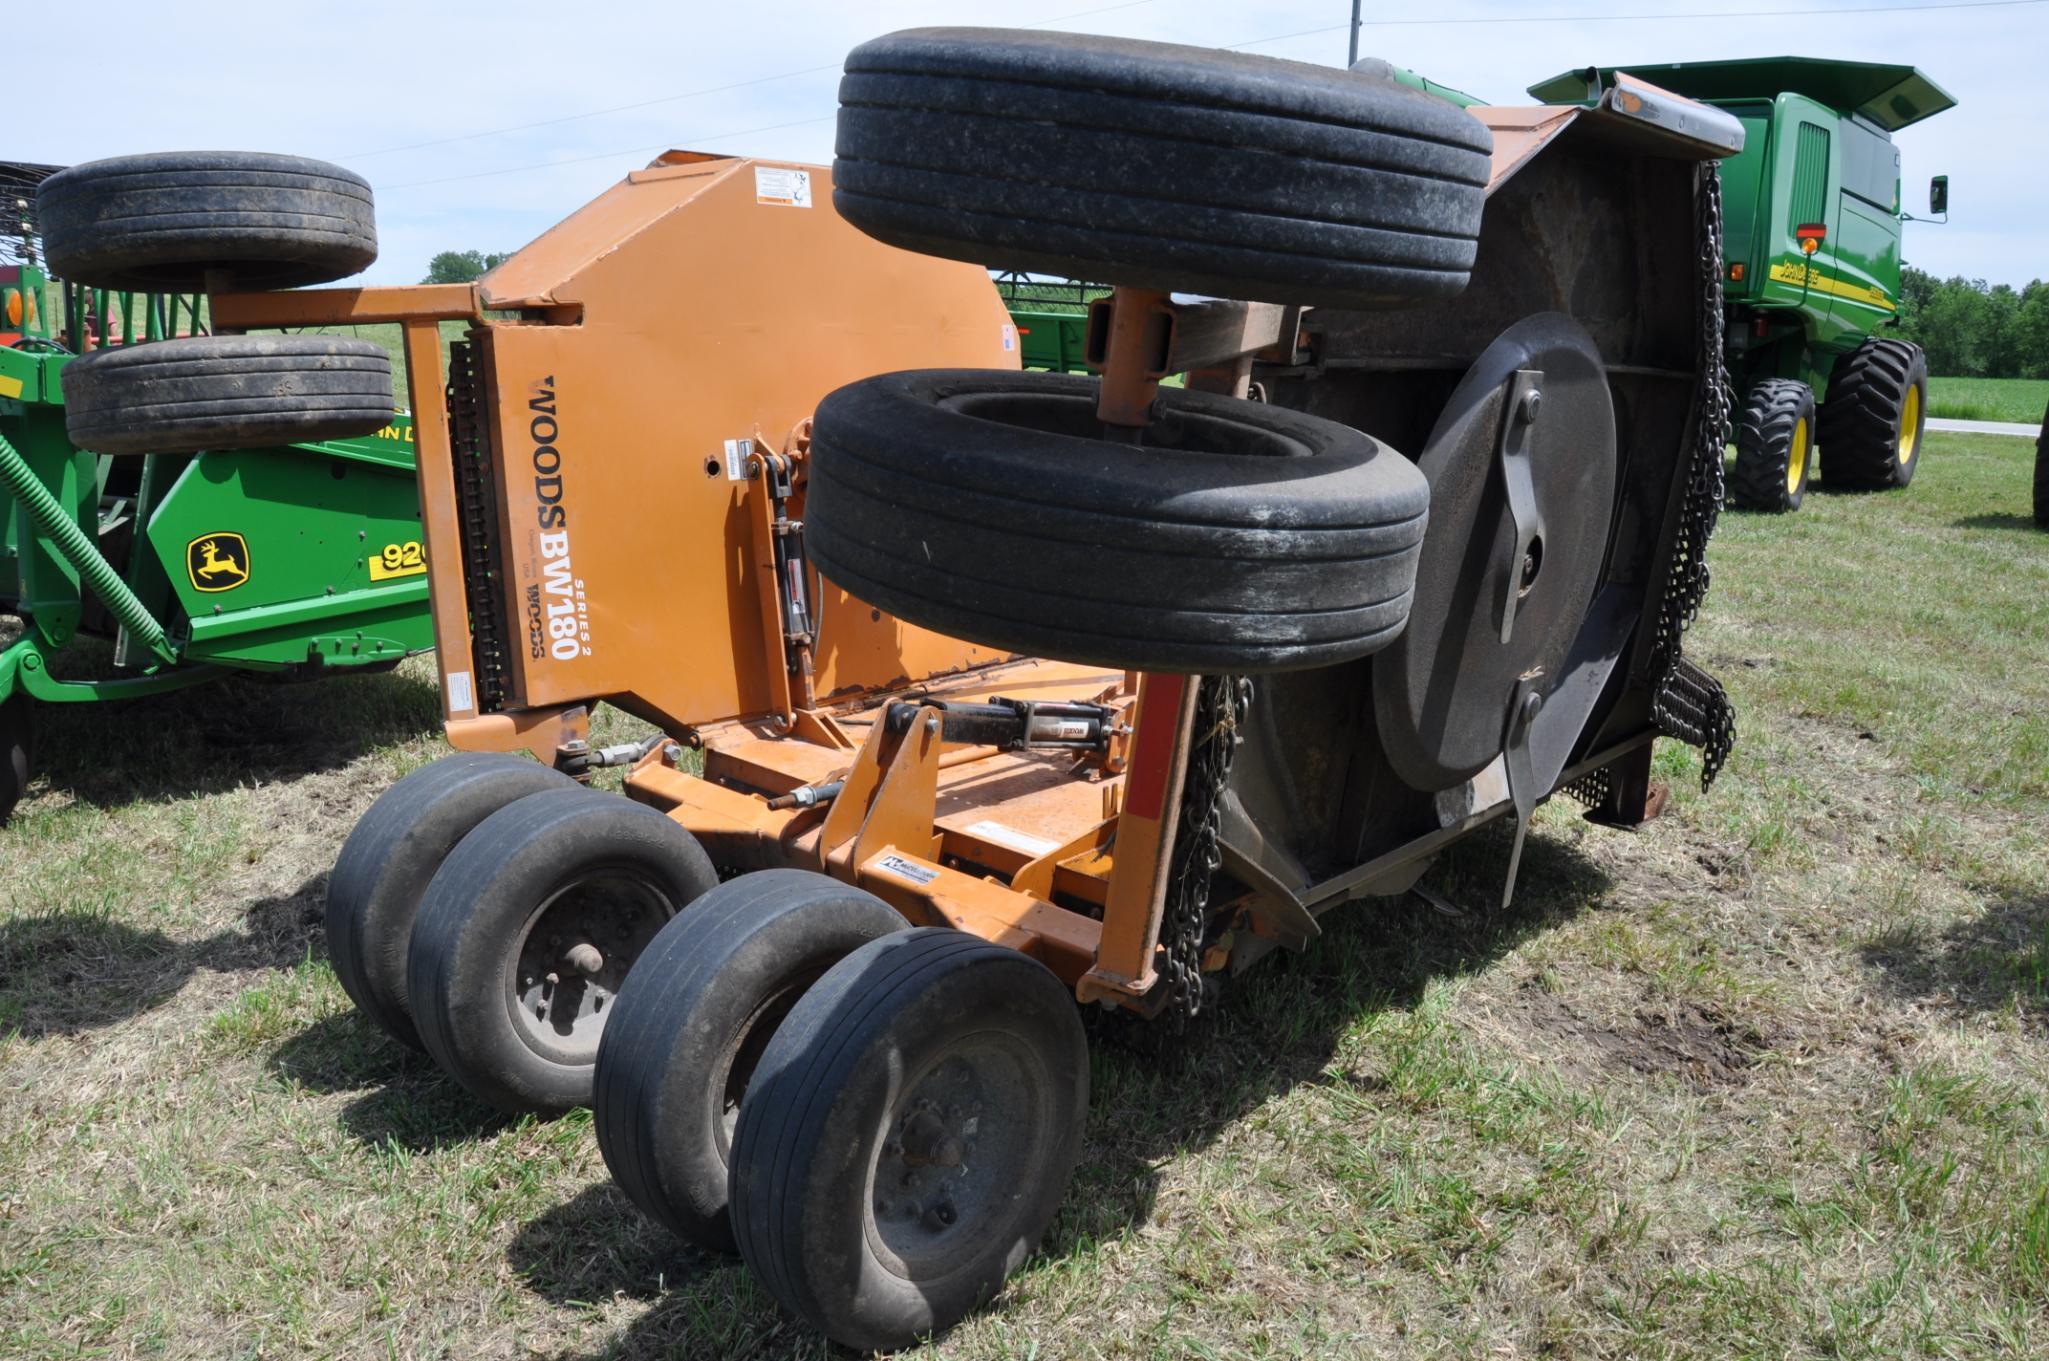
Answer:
[1,158,432,822]
[1534,58,1952,512]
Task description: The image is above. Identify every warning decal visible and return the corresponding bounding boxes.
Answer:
[754,166,812,208]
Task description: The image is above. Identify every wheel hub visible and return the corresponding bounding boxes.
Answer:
[866,1040,1046,1279]
[511,873,673,1063]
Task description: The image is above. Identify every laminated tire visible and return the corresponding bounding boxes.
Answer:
[37,151,376,292]
[1819,338,1927,490]
[834,28,1492,309]
[408,789,719,1115]
[594,870,907,1254]
[325,753,577,1050]
[729,928,1088,1352]
[61,335,394,455]
[1728,378,1814,513]
[805,370,1431,674]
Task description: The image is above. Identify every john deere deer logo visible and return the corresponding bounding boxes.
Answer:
[186,533,250,592]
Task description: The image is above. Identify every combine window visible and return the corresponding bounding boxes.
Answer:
[1791,122,1830,227]
[1839,117,1900,212]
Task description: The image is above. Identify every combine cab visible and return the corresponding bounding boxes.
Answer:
[1533,58,1953,511]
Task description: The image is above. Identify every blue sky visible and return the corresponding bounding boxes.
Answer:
[22,0,2046,289]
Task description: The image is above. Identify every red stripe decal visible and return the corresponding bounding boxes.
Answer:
[1122,673,1188,822]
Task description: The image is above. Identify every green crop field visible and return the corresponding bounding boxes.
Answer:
[2,433,2047,1359]
[1928,376,2049,426]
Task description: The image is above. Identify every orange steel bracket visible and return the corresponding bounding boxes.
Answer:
[444,704,590,768]
[745,434,797,723]
[855,851,1102,982]
[844,704,945,873]
[397,318,483,727]
[1091,287,1172,428]
[1080,672,1198,1004]
[815,705,910,871]
[209,283,479,330]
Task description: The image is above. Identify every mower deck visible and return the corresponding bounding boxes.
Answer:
[628,655,1161,999]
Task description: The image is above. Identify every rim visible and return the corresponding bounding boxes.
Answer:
[1787,415,1809,497]
[862,1030,1053,1283]
[713,974,824,1162]
[506,870,675,1065]
[1899,384,1921,464]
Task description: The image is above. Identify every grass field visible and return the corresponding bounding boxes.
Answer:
[1928,376,2049,426]
[3,432,2047,1359]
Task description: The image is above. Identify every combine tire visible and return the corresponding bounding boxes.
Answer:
[594,870,906,1254]
[407,789,717,1115]
[1819,338,1927,490]
[730,928,1088,1352]
[834,28,1492,309]
[37,151,376,292]
[61,335,394,456]
[2034,401,2048,530]
[1729,378,1815,513]
[806,369,1430,673]
[325,753,577,1050]
[0,696,28,825]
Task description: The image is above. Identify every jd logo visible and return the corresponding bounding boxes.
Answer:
[187,533,251,592]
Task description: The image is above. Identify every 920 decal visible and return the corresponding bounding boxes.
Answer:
[369,540,426,582]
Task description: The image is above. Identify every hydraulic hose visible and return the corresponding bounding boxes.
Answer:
[0,428,175,663]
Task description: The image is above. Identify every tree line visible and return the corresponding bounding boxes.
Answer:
[1895,266,2049,378]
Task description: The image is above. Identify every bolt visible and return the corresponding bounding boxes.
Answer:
[1519,388,1542,422]
[925,717,939,734]
[1522,692,1544,723]
[545,971,561,987]
[923,1199,958,1230]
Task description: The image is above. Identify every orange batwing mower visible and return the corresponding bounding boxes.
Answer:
[57,27,1745,1349]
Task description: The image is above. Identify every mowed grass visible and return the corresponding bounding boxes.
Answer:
[3,433,2047,1359]
[1928,376,2049,425]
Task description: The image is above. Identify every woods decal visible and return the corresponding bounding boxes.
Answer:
[527,377,592,661]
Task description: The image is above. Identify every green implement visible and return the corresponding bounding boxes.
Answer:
[1532,58,1953,511]
[1,254,433,821]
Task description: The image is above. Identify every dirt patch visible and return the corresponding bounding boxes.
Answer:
[1509,984,1775,1090]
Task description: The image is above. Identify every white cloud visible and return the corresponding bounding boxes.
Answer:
[22,0,2043,287]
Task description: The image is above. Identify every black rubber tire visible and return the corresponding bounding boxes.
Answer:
[37,151,376,292]
[730,928,1089,1352]
[806,369,1431,673]
[1819,338,1927,490]
[0,696,29,826]
[1728,378,1816,513]
[325,753,577,1050]
[834,28,1492,309]
[408,789,719,1115]
[60,335,394,456]
[594,870,907,1254]
[2034,401,2048,530]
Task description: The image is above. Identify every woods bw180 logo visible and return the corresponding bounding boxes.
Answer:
[186,533,251,592]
